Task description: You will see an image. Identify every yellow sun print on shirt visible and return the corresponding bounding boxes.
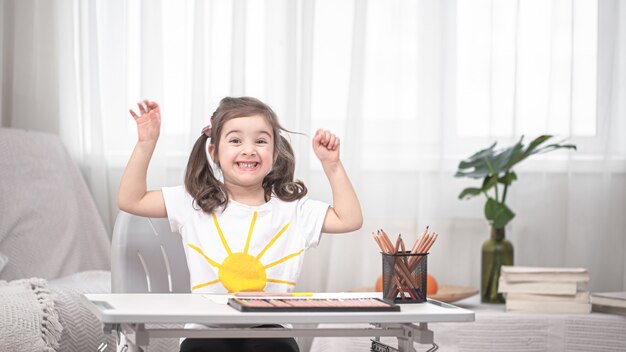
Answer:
[187,211,304,292]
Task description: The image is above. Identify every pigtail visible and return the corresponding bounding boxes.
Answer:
[184,134,228,214]
[263,135,308,201]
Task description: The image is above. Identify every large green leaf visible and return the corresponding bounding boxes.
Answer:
[484,197,499,221]
[459,176,499,200]
[458,187,483,199]
[493,207,515,229]
[506,135,551,167]
[508,135,577,169]
[457,142,497,169]
[482,175,498,192]
[484,197,515,229]
[490,137,523,174]
[454,142,497,179]
[532,142,577,155]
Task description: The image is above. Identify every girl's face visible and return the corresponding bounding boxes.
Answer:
[210,115,275,191]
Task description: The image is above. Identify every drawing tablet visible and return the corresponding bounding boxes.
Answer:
[228,297,400,312]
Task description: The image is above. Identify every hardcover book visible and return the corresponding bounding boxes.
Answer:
[505,291,590,303]
[501,266,589,283]
[498,277,586,295]
[505,299,591,314]
[591,291,626,309]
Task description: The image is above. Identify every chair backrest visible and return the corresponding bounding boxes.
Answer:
[111,211,190,293]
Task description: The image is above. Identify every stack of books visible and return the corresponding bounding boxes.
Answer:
[591,291,626,315]
[498,266,591,314]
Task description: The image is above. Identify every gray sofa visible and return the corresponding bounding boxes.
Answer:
[0,128,120,351]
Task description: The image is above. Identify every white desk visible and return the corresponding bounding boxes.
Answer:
[310,296,626,352]
[82,292,474,352]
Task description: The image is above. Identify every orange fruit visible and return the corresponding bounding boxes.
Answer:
[427,274,438,295]
[375,275,383,292]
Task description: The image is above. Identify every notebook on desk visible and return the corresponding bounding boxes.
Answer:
[228,297,400,312]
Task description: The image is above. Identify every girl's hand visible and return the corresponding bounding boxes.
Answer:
[312,129,340,164]
[129,100,161,143]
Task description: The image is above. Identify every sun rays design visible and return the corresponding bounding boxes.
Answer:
[187,211,304,292]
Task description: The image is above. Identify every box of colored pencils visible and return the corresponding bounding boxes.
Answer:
[228,297,400,312]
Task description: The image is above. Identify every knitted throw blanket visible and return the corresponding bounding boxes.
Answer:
[0,278,63,351]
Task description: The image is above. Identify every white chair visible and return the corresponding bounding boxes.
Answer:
[111,211,191,294]
[111,211,190,352]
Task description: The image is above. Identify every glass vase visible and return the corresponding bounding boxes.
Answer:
[481,226,514,303]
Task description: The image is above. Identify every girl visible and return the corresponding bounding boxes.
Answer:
[118,96,363,352]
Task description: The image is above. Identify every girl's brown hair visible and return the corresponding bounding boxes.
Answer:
[184,97,307,214]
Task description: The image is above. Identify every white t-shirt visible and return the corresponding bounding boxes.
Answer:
[162,185,329,294]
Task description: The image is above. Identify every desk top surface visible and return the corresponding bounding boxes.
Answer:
[82,292,475,325]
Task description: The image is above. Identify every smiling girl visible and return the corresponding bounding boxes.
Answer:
[118,96,363,352]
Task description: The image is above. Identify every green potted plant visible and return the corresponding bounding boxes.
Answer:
[455,135,576,303]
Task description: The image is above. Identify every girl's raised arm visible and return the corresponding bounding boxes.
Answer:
[312,129,363,233]
[117,100,167,218]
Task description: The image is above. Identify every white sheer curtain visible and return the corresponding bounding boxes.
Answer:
[1,0,625,292]
[0,0,114,227]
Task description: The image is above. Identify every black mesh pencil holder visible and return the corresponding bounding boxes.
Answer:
[382,252,428,303]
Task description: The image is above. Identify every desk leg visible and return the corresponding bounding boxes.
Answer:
[115,325,144,352]
[402,323,438,352]
[396,335,416,352]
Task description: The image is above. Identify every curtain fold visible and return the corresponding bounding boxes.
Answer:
[1,0,624,292]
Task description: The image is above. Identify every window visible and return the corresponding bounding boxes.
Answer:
[307,0,599,170]
[457,0,598,137]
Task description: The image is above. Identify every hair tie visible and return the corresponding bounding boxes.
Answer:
[201,115,214,137]
[201,125,212,137]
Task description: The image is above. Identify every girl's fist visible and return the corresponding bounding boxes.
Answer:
[312,129,340,164]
